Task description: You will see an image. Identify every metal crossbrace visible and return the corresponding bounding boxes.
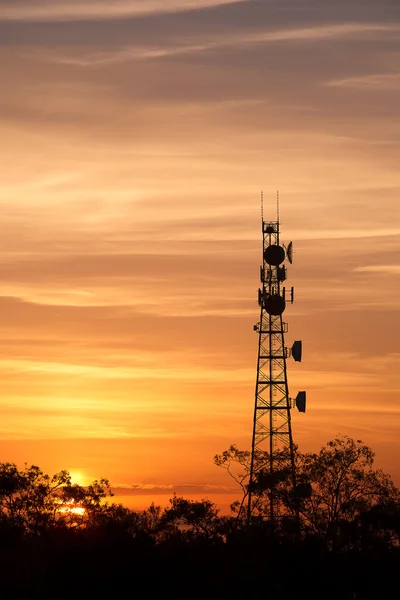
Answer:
[248,216,297,522]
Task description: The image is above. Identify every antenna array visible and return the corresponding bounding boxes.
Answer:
[247,196,306,523]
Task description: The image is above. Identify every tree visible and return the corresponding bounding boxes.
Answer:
[213,445,252,521]
[214,444,297,524]
[0,462,113,535]
[214,436,400,549]
[162,494,223,541]
[295,436,399,550]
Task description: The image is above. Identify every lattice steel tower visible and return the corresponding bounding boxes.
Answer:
[247,197,306,522]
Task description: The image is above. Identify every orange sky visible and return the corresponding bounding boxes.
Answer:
[0,0,399,510]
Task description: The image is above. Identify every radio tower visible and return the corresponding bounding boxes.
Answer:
[247,193,306,523]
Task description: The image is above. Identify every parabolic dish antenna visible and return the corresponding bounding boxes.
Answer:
[264,244,285,266]
[264,294,286,316]
[286,241,293,264]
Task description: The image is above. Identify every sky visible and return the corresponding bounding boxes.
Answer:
[0,0,399,511]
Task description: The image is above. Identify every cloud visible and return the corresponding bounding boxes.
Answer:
[112,482,236,495]
[247,22,400,44]
[0,0,246,22]
[26,23,400,67]
[0,357,253,384]
[354,265,400,274]
[327,73,400,89]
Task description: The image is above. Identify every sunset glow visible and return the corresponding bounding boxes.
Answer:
[0,0,399,510]
[69,470,89,486]
[58,501,86,517]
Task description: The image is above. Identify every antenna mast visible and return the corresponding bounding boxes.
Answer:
[247,194,306,524]
[277,190,279,222]
[261,190,264,222]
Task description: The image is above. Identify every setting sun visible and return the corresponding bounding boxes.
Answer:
[58,501,86,517]
[68,470,89,487]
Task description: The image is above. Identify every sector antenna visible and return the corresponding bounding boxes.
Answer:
[247,196,306,523]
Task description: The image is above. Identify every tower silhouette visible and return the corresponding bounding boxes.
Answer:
[247,197,306,522]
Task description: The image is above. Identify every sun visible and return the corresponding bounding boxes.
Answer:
[69,469,88,486]
[58,502,86,517]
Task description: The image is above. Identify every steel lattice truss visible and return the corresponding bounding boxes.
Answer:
[255,312,292,448]
[252,220,294,457]
[248,216,305,522]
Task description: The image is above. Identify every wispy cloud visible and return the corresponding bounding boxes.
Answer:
[248,23,400,43]
[327,73,400,89]
[113,482,235,495]
[0,357,253,384]
[354,265,400,274]
[0,0,245,21]
[42,23,400,67]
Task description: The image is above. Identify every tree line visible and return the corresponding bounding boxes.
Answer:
[0,435,399,598]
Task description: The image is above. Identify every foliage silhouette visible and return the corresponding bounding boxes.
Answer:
[0,436,399,599]
[214,435,399,549]
[0,462,113,535]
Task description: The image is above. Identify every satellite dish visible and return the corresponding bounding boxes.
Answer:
[264,244,285,266]
[286,241,293,264]
[264,294,286,315]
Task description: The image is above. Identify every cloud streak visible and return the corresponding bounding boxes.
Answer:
[0,0,246,21]
[327,73,400,89]
[33,23,400,67]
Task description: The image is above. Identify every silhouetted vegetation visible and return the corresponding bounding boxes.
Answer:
[0,437,399,599]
